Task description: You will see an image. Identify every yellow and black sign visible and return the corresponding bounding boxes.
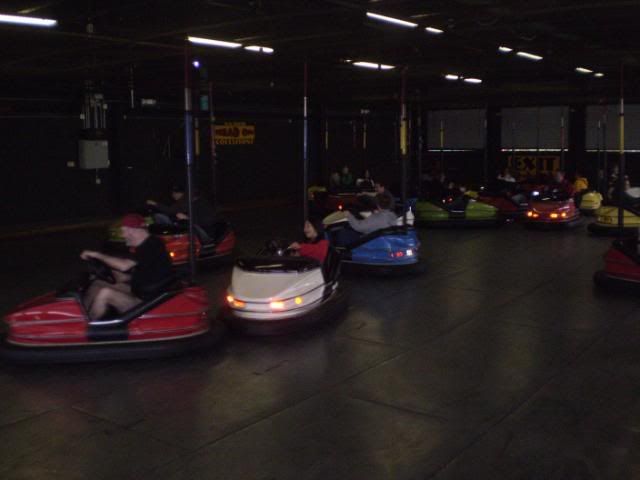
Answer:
[507,155,560,177]
[214,122,255,145]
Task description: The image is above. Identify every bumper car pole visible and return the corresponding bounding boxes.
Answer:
[617,63,625,239]
[483,108,488,185]
[400,67,408,226]
[536,107,541,169]
[603,113,608,195]
[208,81,217,208]
[417,98,423,198]
[560,113,566,171]
[303,61,309,222]
[184,42,197,283]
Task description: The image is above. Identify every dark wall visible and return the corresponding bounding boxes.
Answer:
[114,112,307,211]
[5,100,632,227]
[324,115,398,185]
[1,116,114,226]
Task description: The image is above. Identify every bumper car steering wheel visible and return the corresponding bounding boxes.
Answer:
[263,239,294,257]
[86,258,116,284]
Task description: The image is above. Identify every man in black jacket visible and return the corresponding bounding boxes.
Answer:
[81,214,173,319]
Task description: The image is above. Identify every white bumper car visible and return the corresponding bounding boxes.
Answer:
[221,241,347,335]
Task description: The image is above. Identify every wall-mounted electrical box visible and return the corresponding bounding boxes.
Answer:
[78,139,109,169]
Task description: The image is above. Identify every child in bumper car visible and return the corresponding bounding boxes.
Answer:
[288,218,329,264]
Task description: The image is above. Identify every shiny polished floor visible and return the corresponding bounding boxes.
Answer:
[1,211,640,479]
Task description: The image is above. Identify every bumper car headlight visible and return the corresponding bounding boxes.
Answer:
[226,295,246,309]
[270,297,304,310]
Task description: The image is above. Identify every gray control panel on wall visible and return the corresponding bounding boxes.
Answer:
[78,139,109,169]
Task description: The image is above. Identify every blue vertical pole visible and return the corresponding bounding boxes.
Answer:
[184,43,197,282]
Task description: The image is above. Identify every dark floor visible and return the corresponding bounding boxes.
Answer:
[1,212,640,480]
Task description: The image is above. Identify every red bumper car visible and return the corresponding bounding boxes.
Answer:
[107,220,235,268]
[151,221,236,267]
[525,191,582,228]
[594,238,640,292]
[1,261,222,363]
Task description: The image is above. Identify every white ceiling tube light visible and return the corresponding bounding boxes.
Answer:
[516,51,543,61]
[594,72,605,78]
[353,61,395,70]
[444,74,482,84]
[244,45,274,54]
[187,36,242,49]
[425,26,444,35]
[366,12,417,28]
[575,67,593,74]
[498,46,513,53]
[0,13,57,27]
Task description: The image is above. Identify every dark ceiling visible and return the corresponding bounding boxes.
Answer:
[0,0,639,109]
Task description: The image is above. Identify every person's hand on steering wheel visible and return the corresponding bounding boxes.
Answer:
[288,242,301,250]
[82,255,116,284]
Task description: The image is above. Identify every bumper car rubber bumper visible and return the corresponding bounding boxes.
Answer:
[0,323,224,364]
[341,258,425,276]
[588,222,638,237]
[223,287,348,336]
[415,218,501,228]
[525,217,583,229]
[593,270,640,293]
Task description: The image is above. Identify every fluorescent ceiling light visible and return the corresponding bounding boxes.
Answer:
[498,46,513,53]
[594,72,604,78]
[354,61,379,69]
[516,51,543,61]
[353,61,395,70]
[445,74,459,81]
[575,67,593,74]
[425,26,444,35]
[0,13,57,27]
[463,78,482,84]
[244,45,274,54]
[187,36,242,49]
[366,12,417,28]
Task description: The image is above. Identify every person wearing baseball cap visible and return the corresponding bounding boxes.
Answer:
[80,213,173,320]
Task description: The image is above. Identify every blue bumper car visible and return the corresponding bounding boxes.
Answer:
[323,211,423,275]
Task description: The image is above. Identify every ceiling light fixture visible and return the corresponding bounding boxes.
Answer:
[594,72,604,78]
[575,67,593,74]
[244,45,274,54]
[444,74,460,81]
[353,61,395,70]
[516,51,543,61]
[498,46,513,53]
[0,13,57,27]
[366,12,417,28]
[463,78,482,84]
[187,36,242,49]
[425,26,444,35]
